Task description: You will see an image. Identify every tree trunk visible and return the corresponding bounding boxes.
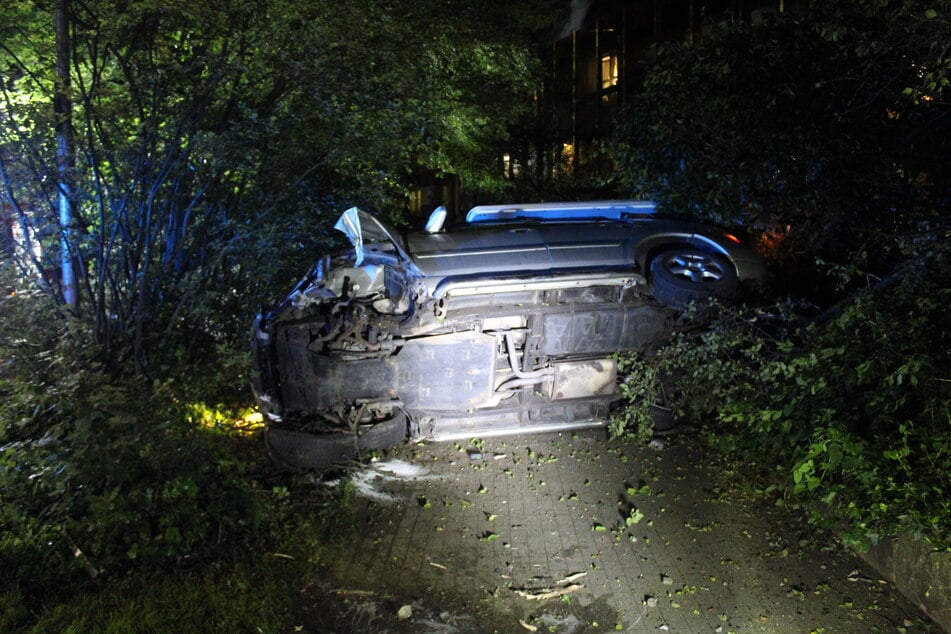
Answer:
[55,0,77,311]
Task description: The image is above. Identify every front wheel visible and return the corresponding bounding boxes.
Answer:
[649,249,739,309]
[265,411,408,470]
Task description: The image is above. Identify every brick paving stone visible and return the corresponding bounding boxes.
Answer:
[306,430,939,633]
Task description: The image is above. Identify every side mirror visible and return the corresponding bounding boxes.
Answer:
[424,206,447,233]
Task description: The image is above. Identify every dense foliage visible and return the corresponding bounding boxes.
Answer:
[0,0,552,626]
[605,0,951,550]
[608,0,950,266]
[0,0,546,369]
[613,237,951,550]
[0,282,259,581]
[2,0,949,627]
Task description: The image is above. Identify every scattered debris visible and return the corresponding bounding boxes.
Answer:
[846,569,877,584]
[310,432,935,633]
[514,583,584,601]
[557,572,588,584]
[514,573,587,602]
[627,508,645,525]
[331,588,377,597]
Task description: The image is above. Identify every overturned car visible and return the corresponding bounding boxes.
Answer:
[251,201,766,468]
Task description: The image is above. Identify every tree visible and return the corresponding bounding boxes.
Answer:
[0,0,547,368]
[608,0,950,271]
[0,0,550,594]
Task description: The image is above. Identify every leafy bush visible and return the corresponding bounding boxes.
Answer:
[606,2,949,259]
[0,291,270,598]
[610,354,661,444]
[613,239,951,550]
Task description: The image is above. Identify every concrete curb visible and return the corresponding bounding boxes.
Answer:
[860,535,951,633]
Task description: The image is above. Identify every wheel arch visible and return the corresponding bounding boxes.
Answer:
[635,234,736,280]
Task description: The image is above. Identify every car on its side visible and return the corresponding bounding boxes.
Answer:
[251,200,766,468]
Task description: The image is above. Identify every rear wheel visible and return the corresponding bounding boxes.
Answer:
[649,248,739,309]
[265,411,408,470]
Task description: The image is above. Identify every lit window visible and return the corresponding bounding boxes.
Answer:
[600,54,618,90]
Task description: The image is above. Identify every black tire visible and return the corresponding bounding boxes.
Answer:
[649,248,739,309]
[265,412,408,470]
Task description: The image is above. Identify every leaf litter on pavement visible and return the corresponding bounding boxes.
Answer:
[306,431,939,633]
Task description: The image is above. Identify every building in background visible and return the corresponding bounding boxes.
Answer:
[410,1,808,219]
[504,0,806,188]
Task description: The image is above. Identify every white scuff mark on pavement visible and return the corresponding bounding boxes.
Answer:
[368,459,446,484]
[372,459,431,478]
[327,471,400,504]
[536,613,584,634]
[327,459,444,504]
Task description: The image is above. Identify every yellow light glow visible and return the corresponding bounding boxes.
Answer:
[185,402,265,434]
[600,54,619,90]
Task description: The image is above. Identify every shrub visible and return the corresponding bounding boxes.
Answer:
[0,290,268,597]
[613,239,951,550]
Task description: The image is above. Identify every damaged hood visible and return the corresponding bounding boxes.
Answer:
[334,207,410,265]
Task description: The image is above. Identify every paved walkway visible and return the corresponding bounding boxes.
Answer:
[298,430,938,633]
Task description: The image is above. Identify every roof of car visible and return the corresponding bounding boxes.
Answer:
[465,200,657,224]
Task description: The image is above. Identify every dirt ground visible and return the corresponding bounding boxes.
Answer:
[288,429,940,633]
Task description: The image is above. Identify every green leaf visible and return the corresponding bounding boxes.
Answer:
[626,509,645,526]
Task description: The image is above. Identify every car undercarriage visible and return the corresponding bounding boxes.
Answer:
[251,202,766,468]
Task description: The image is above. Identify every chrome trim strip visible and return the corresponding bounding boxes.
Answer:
[433,273,640,298]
